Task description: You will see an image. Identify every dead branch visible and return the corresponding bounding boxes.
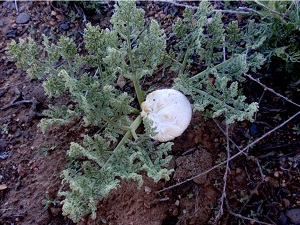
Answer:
[1,99,37,111]
[0,79,31,90]
[244,73,300,108]
[225,198,275,225]
[213,123,230,224]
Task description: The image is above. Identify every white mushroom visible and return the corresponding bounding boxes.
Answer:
[141,89,192,142]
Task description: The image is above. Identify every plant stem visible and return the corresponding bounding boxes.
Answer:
[133,78,144,106]
[114,115,142,152]
[179,47,191,76]
[101,115,142,171]
[189,56,235,81]
[126,14,144,106]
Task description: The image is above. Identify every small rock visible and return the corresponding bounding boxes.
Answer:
[148,11,155,17]
[267,177,279,187]
[50,207,61,216]
[6,68,14,76]
[236,168,242,174]
[279,211,288,225]
[78,29,84,36]
[56,14,64,21]
[14,130,21,138]
[207,18,213,24]
[249,124,259,136]
[16,13,30,24]
[0,20,3,26]
[6,30,17,38]
[17,164,26,178]
[144,186,151,194]
[286,208,300,224]
[0,151,9,160]
[235,175,244,183]
[144,202,151,209]
[172,207,179,216]
[117,75,126,89]
[60,23,69,31]
[0,184,7,190]
[282,198,290,207]
[43,27,51,35]
[0,139,7,150]
[42,6,51,15]
[124,86,131,92]
[50,20,56,26]
[274,171,280,177]
[23,130,30,139]
[172,6,179,16]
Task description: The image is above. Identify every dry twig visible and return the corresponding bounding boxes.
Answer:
[213,123,230,224]
[225,199,274,225]
[244,73,300,108]
[0,79,31,90]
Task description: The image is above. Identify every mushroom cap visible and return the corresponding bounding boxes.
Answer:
[141,89,192,142]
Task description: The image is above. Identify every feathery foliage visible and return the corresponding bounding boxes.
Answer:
[171,1,263,123]
[247,1,300,64]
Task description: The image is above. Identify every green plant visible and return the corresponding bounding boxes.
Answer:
[55,0,108,15]
[292,123,300,135]
[248,1,300,64]
[7,0,265,222]
[37,144,56,155]
[0,124,9,135]
[170,2,264,124]
[42,194,60,211]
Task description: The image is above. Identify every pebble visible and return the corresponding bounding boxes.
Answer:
[6,30,17,38]
[16,13,30,24]
[172,207,179,216]
[50,207,61,217]
[249,124,259,136]
[43,27,51,35]
[17,164,26,178]
[0,184,7,190]
[42,6,51,15]
[23,130,30,139]
[279,211,288,225]
[274,171,280,177]
[144,186,151,194]
[0,139,7,150]
[282,198,290,207]
[50,20,56,26]
[0,20,3,26]
[6,68,14,75]
[60,23,69,31]
[0,151,9,160]
[286,208,300,224]
[14,130,21,138]
[172,6,179,16]
[117,75,126,89]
